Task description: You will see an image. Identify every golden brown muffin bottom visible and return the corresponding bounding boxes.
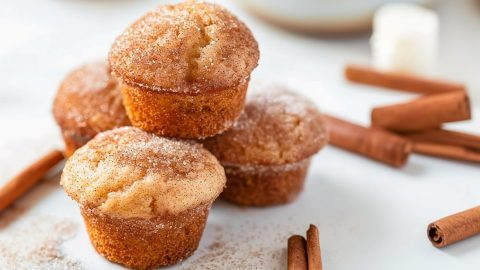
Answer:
[81,203,211,270]
[222,158,311,207]
[121,83,248,139]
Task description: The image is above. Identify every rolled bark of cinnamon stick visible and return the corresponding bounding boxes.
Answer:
[306,224,323,270]
[412,142,480,163]
[345,65,466,95]
[288,235,308,270]
[428,206,480,248]
[405,129,480,151]
[324,114,411,167]
[371,91,471,132]
[0,149,64,212]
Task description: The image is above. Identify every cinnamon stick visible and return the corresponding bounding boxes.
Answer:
[306,224,323,270]
[345,64,466,95]
[0,150,64,212]
[288,235,308,270]
[371,91,471,132]
[428,206,480,248]
[405,129,480,151]
[412,142,480,163]
[324,114,411,167]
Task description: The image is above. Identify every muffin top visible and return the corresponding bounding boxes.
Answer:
[52,61,130,140]
[109,1,259,94]
[203,85,328,165]
[61,127,226,218]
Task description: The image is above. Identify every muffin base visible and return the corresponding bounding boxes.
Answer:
[121,83,248,139]
[222,158,311,206]
[81,203,210,270]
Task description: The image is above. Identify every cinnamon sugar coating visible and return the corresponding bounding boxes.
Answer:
[203,86,329,165]
[109,1,259,93]
[52,61,130,156]
[61,127,226,218]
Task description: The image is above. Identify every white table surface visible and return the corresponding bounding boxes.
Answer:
[1,0,479,269]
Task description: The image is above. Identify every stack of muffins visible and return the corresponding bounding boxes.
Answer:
[53,2,328,269]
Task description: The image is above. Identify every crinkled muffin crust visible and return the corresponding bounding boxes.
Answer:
[203,85,329,165]
[109,1,259,94]
[52,61,130,156]
[61,127,226,218]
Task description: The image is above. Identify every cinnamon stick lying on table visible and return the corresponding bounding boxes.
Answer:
[306,224,323,270]
[0,149,64,212]
[324,114,412,167]
[428,206,480,248]
[345,65,466,95]
[405,129,480,151]
[288,235,308,270]
[412,142,480,163]
[371,91,471,132]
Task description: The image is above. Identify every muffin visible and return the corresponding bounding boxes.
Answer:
[203,86,328,206]
[52,61,130,157]
[109,2,259,139]
[60,127,226,269]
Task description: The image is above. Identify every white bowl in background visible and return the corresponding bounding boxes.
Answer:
[238,0,432,34]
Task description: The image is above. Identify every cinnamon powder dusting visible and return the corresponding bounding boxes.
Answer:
[0,207,82,269]
[181,223,289,269]
[109,1,259,93]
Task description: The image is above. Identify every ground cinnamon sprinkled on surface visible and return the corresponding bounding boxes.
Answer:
[0,208,82,269]
[181,222,294,269]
